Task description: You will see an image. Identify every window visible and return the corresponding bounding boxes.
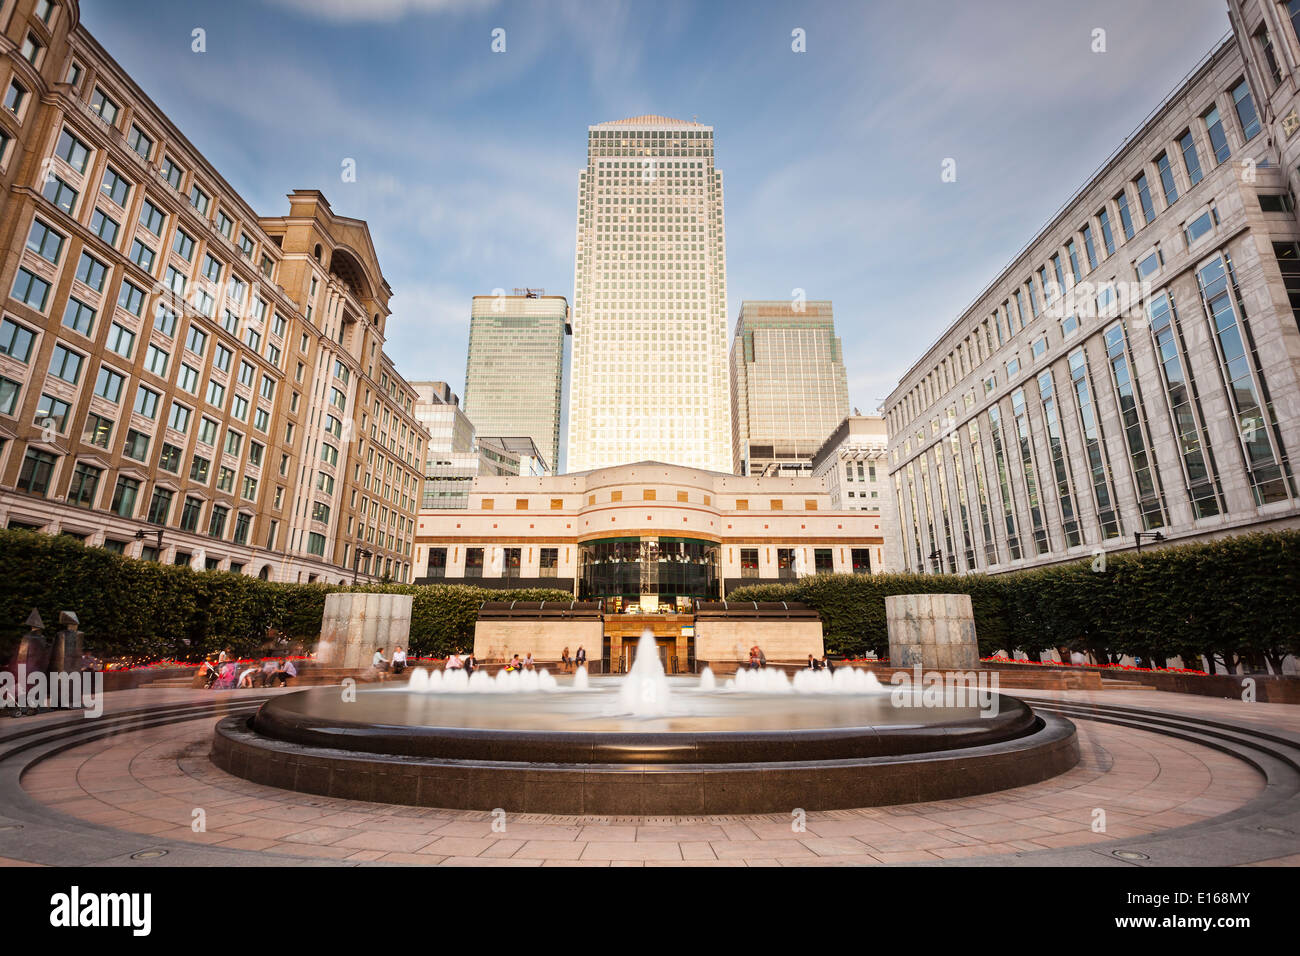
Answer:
[17,449,57,495]
[90,208,119,245]
[189,185,209,216]
[100,166,130,206]
[158,442,182,473]
[48,344,82,383]
[814,548,833,573]
[11,268,51,311]
[147,487,173,525]
[42,174,78,214]
[126,124,153,160]
[465,547,484,577]
[224,430,242,457]
[207,380,226,407]
[1185,209,1216,245]
[26,219,64,264]
[239,233,255,258]
[93,366,123,402]
[110,476,139,517]
[4,79,26,116]
[138,199,165,236]
[208,504,229,539]
[202,253,222,282]
[129,238,156,272]
[55,129,90,173]
[216,211,232,238]
[180,496,202,532]
[214,344,231,372]
[233,513,251,545]
[190,455,210,483]
[0,375,19,415]
[20,33,42,66]
[1115,190,1136,240]
[172,229,195,261]
[160,157,184,190]
[198,417,218,445]
[167,401,191,433]
[1134,172,1156,225]
[217,466,234,492]
[1155,152,1178,207]
[134,385,159,419]
[0,317,36,362]
[69,463,101,509]
[36,0,56,25]
[1232,79,1260,141]
[90,87,119,125]
[178,362,198,393]
[1178,129,1203,187]
[1202,105,1231,166]
[143,344,168,377]
[75,252,108,291]
[320,442,338,465]
[306,531,326,556]
[83,414,113,449]
[1136,250,1161,280]
[1032,336,1047,359]
[123,429,149,461]
[1081,223,1098,271]
[154,304,177,337]
[117,280,145,317]
[35,393,71,431]
[185,326,207,357]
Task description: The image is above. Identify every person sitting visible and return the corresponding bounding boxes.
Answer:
[524,652,535,671]
[392,646,407,675]
[445,651,462,672]
[749,645,761,670]
[463,653,476,676]
[237,661,262,688]
[271,659,296,687]
[824,655,835,674]
[261,658,278,683]
[505,654,522,673]
[561,647,571,673]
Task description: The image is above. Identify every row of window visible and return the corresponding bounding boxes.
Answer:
[890,72,1264,439]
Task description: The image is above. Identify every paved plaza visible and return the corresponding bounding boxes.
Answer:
[1,686,1296,867]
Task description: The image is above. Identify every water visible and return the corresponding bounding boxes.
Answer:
[697,666,715,691]
[615,630,672,716]
[573,665,589,690]
[406,665,558,694]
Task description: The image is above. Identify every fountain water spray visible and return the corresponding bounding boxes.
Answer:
[616,630,672,716]
[697,666,715,691]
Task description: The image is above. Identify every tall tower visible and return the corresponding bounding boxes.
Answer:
[463,291,568,473]
[567,115,731,473]
[730,300,850,476]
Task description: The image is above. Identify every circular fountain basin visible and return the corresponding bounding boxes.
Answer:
[212,674,1079,813]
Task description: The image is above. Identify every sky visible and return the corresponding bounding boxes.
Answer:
[81,0,1232,430]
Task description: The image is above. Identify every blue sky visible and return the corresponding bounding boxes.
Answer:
[83,0,1231,418]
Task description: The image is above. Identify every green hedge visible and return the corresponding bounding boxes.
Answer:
[729,531,1300,668]
[0,529,570,663]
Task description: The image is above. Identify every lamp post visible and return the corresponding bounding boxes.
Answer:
[134,527,163,557]
[928,548,943,573]
[1133,531,1165,554]
[352,547,373,585]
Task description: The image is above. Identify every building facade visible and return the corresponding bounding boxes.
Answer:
[811,415,889,513]
[885,22,1300,574]
[0,0,425,582]
[566,115,731,474]
[413,460,886,609]
[463,290,567,473]
[730,299,850,476]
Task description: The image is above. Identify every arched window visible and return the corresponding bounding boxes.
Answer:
[313,243,322,262]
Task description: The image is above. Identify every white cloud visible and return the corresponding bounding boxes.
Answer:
[266,0,496,23]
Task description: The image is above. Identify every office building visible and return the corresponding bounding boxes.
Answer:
[463,290,567,473]
[567,115,731,473]
[0,1,425,582]
[885,12,1300,573]
[730,299,850,476]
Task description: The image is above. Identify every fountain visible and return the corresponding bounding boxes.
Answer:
[213,640,1079,814]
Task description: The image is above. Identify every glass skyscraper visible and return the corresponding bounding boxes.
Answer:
[730,300,850,475]
[463,292,568,473]
[567,115,731,473]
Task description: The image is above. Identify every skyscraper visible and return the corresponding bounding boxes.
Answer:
[730,300,850,476]
[463,291,568,473]
[567,115,731,473]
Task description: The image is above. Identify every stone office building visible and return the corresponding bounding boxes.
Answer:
[0,0,425,582]
[884,13,1300,574]
[413,460,886,609]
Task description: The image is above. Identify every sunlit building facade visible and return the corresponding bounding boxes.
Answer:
[730,299,849,476]
[567,115,731,474]
[885,20,1300,573]
[0,0,425,582]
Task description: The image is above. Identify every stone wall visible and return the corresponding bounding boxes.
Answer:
[886,593,979,670]
[472,620,603,663]
[694,619,824,662]
[316,593,413,669]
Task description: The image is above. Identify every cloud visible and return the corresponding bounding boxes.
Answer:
[265,0,496,22]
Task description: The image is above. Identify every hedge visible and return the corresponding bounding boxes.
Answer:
[729,530,1300,669]
[0,529,570,663]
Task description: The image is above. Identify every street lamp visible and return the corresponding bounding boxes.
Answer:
[134,527,163,556]
[1133,531,1165,554]
[928,548,943,572]
[352,547,373,585]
